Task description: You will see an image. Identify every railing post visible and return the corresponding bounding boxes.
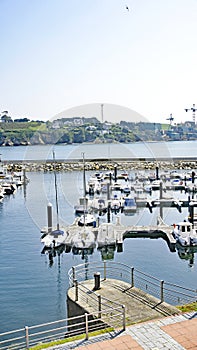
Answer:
[25,326,29,349]
[131,267,134,287]
[122,305,126,331]
[74,279,78,301]
[104,260,106,280]
[85,313,89,340]
[160,280,164,302]
[98,294,101,318]
[72,267,76,286]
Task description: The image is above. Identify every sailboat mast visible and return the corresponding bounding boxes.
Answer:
[53,151,60,231]
[82,152,86,197]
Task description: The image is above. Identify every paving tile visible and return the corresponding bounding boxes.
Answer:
[162,318,197,350]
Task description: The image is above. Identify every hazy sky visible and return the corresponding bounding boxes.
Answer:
[1,0,197,124]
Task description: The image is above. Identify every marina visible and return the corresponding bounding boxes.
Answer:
[39,160,197,261]
[0,141,197,336]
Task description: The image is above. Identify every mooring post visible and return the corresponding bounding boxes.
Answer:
[160,280,164,302]
[25,326,29,349]
[94,272,101,290]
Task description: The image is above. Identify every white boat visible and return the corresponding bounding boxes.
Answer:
[143,182,152,193]
[77,213,97,227]
[1,182,17,195]
[71,226,96,250]
[40,228,65,249]
[74,197,89,215]
[133,184,145,199]
[117,172,129,181]
[90,197,108,213]
[0,185,4,200]
[170,179,185,190]
[110,195,122,212]
[110,181,122,191]
[121,184,131,194]
[173,221,197,246]
[86,177,101,195]
[151,180,161,190]
[40,152,65,249]
[97,223,117,248]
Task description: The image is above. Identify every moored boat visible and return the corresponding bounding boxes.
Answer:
[123,196,137,214]
[173,221,197,247]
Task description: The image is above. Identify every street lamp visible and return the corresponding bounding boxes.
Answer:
[185,104,197,124]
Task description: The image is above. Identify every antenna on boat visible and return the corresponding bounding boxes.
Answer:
[53,150,60,231]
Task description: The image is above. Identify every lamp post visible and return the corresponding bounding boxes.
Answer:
[185,104,197,124]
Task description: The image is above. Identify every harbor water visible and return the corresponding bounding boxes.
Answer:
[0,141,197,334]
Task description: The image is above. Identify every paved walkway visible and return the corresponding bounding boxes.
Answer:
[48,312,197,350]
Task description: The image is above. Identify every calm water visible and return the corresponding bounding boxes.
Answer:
[0,142,197,333]
[0,140,197,161]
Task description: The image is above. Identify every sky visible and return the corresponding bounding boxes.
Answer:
[1,0,197,124]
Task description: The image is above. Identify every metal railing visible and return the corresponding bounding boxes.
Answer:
[68,261,197,305]
[73,279,125,328]
[1,261,196,350]
[0,304,125,350]
[0,267,125,350]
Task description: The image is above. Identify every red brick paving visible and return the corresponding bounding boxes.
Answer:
[78,334,143,349]
[162,318,197,350]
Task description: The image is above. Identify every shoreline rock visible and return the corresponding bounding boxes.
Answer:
[4,159,197,173]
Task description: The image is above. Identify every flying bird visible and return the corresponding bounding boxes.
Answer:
[126,5,129,11]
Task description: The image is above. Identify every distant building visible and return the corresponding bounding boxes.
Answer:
[0,111,13,123]
[52,116,100,128]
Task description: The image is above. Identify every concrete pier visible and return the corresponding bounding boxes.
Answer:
[67,278,181,326]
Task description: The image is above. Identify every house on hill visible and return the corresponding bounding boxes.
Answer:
[0,111,13,123]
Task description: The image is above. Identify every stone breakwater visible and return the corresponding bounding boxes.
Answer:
[4,159,197,173]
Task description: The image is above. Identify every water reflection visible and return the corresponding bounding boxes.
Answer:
[176,244,197,268]
[42,234,197,268]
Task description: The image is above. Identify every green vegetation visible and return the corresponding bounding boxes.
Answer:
[29,327,114,350]
[0,116,196,146]
[177,302,197,313]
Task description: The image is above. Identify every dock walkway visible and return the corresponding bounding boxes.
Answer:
[43,216,176,251]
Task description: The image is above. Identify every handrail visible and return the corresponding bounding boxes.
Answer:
[1,261,196,349]
[68,261,197,305]
[0,305,124,350]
